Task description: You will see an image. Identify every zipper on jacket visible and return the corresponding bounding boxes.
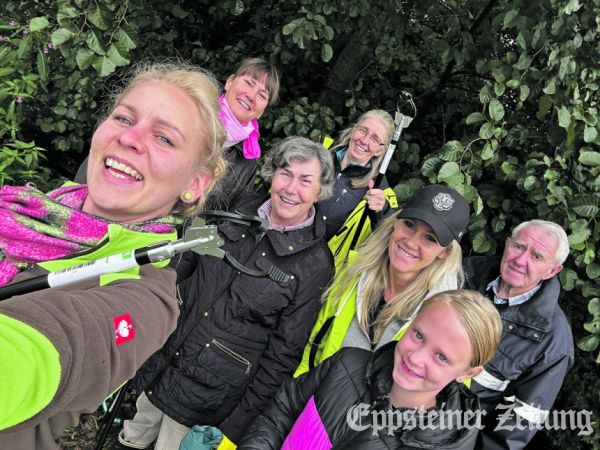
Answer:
[211,338,253,375]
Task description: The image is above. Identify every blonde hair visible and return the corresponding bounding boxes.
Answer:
[327,211,464,343]
[332,109,395,188]
[418,290,502,367]
[106,61,227,218]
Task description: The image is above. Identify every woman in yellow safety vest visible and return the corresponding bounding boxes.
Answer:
[296,184,470,376]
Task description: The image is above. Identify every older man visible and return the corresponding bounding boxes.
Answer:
[463,220,574,450]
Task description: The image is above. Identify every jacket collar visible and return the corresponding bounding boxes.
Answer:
[219,192,327,256]
[464,256,562,332]
[363,341,480,447]
[334,147,372,178]
[503,276,561,332]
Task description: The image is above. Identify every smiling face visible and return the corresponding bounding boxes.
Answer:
[390,302,479,408]
[83,81,211,223]
[224,73,270,125]
[388,218,449,285]
[347,117,388,166]
[499,226,562,297]
[269,157,322,228]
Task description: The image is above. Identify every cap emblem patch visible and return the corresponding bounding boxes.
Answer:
[432,192,455,211]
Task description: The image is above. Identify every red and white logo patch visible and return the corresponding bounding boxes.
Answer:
[113,313,136,346]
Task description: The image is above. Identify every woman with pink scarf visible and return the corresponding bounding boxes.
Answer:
[210,58,280,209]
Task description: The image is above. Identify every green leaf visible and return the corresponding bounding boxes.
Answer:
[543,81,556,95]
[572,195,599,218]
[88,5,109,30]
[568,219,591,246]
[589,298,600,315]
[481,142,494,160]
[92,55,116,77]
[501,161,512,175]
[107,45,129,67]
[583,320,600,334]
[519,85,530,102]
[441,141,462,161]
[473,231,492,253]
[494,82,505,97]
[36,49,48,81]
[0,67,15,77]
[466,112,485,125]
[53,106,68,116]
[51,28,73,47]
[489,99,505,122]
[57,5,78,22]
[565,0,582,14]
[491,217,505,233]
[586,263,600,280]
[503,9,519,28]
[583,126,598,143]
[479,122,494,139]
[577,335,599,352]
[170,5,188,19]
[233,0,244,15]
[29,17,50,32]
[523,175,536,190]
[76,48,95,70]
[115,28,137,50]
[86,30,106,55]
[479,85,492,104]
[559,268,578,291]
[282,19,301,35]
[557,106,571,129]
[579,151,600,166]
[437,161,460,180]
[537,95,553,119]
[321,44,333,62]
[421,158,440,177]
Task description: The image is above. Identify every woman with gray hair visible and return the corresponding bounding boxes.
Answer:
[117,136,335,450]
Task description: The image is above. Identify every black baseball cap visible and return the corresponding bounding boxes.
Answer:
[398,185,470,247]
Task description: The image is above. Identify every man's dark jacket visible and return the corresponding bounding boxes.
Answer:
[463,256,574,450]
[133,192,334,443]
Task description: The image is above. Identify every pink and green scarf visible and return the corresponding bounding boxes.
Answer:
[0,184,180,287]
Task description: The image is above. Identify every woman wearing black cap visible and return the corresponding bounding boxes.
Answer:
[295,184,470,376]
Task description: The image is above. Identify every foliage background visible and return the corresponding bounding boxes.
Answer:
[1,0,599,447]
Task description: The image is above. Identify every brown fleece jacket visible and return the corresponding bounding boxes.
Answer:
[0,264,179,450]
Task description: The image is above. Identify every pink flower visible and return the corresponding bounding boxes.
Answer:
[16,97,22,104]
[8,21,17,26]
[44,47,49,54]
[47,43,53,49]
[23,28,30,35]
[0,35,5,42]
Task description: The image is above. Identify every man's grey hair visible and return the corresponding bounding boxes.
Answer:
[261,136,334,200]
[511,219,570,264]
